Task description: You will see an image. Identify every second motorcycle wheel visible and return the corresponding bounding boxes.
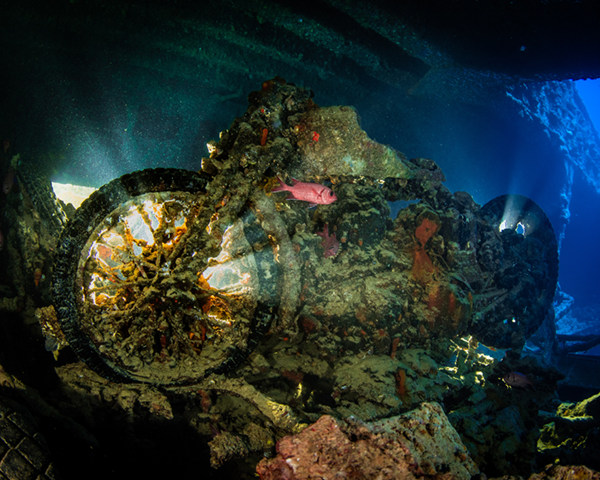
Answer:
[471,194,559,349]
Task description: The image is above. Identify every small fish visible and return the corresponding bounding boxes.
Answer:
[3,167,15,195]
[316,224,340,258]
[271,176,337,207]
[504,371,535,389]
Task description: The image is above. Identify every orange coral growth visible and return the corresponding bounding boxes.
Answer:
[300,316,317,334]
[411,217,440,284]
[415,217,438,247]
[429,289,456,316]
[261,77,286,93]
[412,218,439,283]
[448,291,456,316]
[33,268,43,287]
[390,337,400,359]
[426,287,465,334]
[197,274,212,291]
[426,283,441,311]
[282,369,304,385]
[260,128,269,146]
[197,389,212,413]
[395,369,408,401]
[412,247,435,283]
[355,307,368,323]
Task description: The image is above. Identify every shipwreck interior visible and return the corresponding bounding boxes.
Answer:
[1,1,600,479]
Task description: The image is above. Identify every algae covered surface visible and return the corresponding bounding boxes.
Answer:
[5,77,563,477]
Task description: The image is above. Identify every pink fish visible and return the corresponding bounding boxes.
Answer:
[316,224,340,258]
[3,167,15,195]
[504,372,535,389]
[271,176,337,207]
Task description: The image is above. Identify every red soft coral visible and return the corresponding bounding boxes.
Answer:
[316,224,340,258]
[412,217,439,283]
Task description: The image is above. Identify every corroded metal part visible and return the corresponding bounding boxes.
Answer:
[250,189,301,335]
[192,376,306,435]
[471,194,559,349]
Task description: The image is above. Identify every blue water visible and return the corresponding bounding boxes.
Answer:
[576,79,600,132]
[559,81,600,308]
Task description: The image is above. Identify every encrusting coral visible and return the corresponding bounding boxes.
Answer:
[256,402,479,479]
